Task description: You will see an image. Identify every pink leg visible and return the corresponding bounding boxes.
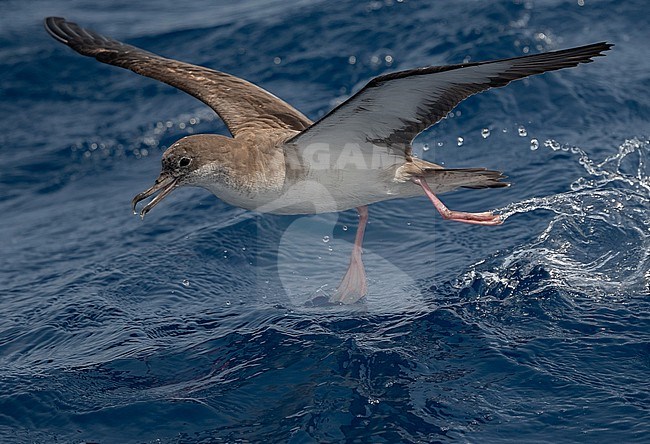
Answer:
[412,178,503,226]
[330,206,369,304]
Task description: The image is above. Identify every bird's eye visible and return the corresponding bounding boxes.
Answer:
[179,157,191,167]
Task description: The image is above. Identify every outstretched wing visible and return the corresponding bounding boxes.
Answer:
[44,17,312,137]
[289,42,612,158]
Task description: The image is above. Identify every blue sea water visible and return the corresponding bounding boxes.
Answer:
[1,0,649,442]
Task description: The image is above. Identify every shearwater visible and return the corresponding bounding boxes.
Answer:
[44,17,612,303]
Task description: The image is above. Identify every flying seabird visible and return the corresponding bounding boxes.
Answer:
[44,17,612,304]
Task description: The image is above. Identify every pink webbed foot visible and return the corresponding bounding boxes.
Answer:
[329,247,367,304]
[435,208,503,225]
[412,177,503,226]
[329,206,369,304]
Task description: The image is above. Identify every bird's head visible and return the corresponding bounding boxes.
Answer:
[131,134,230,218]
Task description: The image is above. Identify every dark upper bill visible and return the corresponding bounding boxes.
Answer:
[131,175,178,219]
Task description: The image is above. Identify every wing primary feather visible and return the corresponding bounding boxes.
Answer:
[44,17,312,136]
[289,42,612,159]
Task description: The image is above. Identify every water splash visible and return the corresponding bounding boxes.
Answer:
[469,137,650,299]
[497,138,650,221]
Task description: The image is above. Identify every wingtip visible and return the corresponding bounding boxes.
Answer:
[43,16,70,44]
[44,16,65,24]
[584,41,615,59]
[596,41,615,53]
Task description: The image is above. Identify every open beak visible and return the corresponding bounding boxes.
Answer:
[131,174,178,219]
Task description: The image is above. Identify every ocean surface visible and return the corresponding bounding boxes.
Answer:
[2,0,649,442]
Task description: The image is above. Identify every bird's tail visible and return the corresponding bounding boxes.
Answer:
[421,166,509,189]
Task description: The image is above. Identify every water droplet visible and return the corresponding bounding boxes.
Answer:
[225,300,231,306]
[423,143,430,151]
[348,55,357,65]
[322,236,330,243]
[530,138,539,150]
[457,137,464,146]
[481,128,490,138]
[544,140,561,151]
[342,225,348,231]
[437,141,443,147]
[273,57,281,65]
[327,246,333,252]
[182,279,190,287]
[518,126,527,137]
